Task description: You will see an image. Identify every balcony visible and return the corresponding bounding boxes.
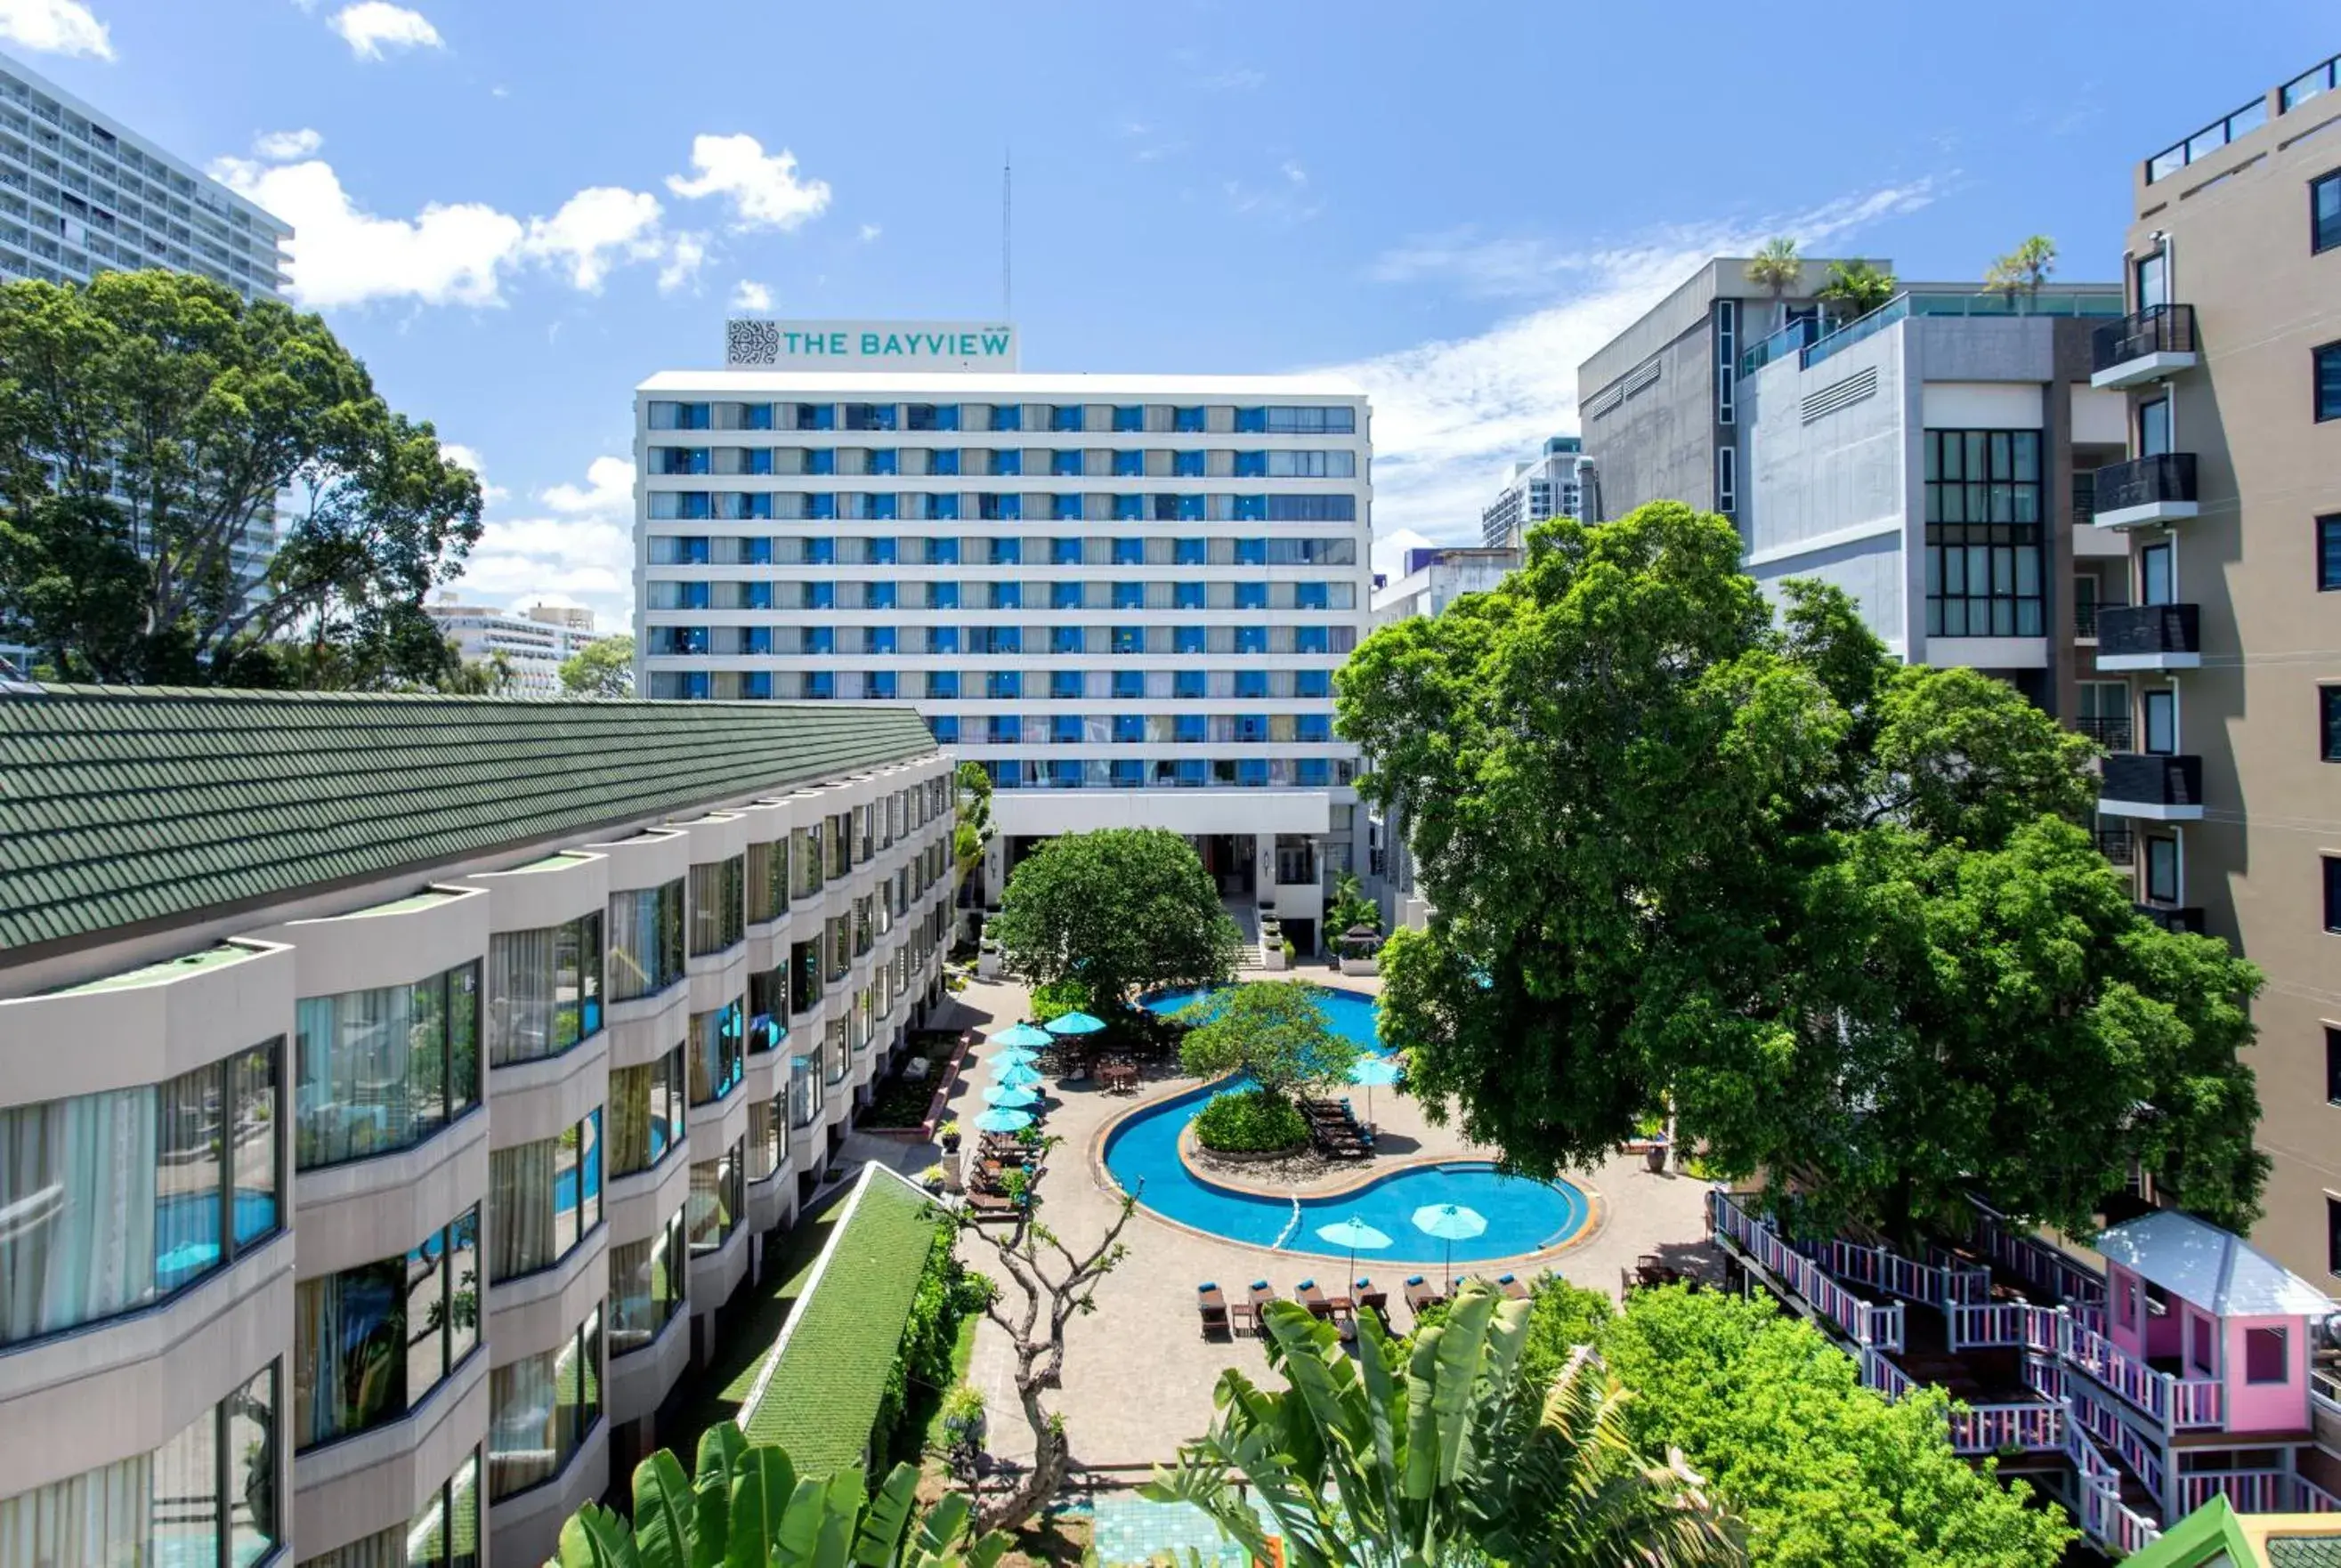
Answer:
[2090,304,2199,389]
[2095,826,2135,867]
[2095,603,2201,672]
[2134,903,2207,935]
[2089,454,2199,530]
[2098,753,2205,821]
[2076,715,2133,751]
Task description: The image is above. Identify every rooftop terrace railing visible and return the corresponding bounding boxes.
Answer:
[2283,53,2340,113]
[1796,290,2126,373]
[2146,51,2341,183]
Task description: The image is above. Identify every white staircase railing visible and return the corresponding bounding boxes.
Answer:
[1709,1192,1904,1351]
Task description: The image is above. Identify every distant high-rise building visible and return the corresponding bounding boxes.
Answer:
[1478,435,1582,547]
[426,597,605,696]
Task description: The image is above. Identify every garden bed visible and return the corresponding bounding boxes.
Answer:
[862,1029,971,1136]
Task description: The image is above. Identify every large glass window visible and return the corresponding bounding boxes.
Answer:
[487,1111,602,1282]
[301,1453,481,1568]
[487,912,602,1066]
[1,1041,280,1346]
[487,1308,601,1500]
[748,1097,786,1181]
[608,1045,684,1176]
[294,1206,479,1451]
[2317,171,2341,255]
[1923,429,2044,638]
[296,964,479,1171]
[687,1138,744,1256]
[790,824,823,899]
[688,856,745,957]
[2145,837,2180,905]
[2320,343,2341,423]
[607,879,685,1001]
[748,966,789,1055]
[610,1208,686,1359]
[747,837,790,924]
[689,1000,745,1104]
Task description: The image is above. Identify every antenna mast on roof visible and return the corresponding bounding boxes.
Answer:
[1001,149,1012,318]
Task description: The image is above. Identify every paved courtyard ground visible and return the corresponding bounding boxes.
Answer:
[935,970,1715,1472]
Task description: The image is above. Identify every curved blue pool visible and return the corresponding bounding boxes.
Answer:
[1114,987,1590,1263]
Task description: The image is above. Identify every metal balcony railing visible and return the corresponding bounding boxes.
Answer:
[2135,904,2207,935]
[2091,303,2198,375]
[2076,716,2134,750]
[2102,753,2204,810]
[2095,827,2135,867]
[2092,453,2199,515]
[2074,599,2099,638]
[2098,603,2200,660]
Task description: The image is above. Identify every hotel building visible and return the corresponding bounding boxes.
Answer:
[632,347,1372,953]
[0,688,956,1568]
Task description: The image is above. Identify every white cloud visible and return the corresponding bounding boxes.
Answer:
[328,1,441,59]
[1333,182,1940,543]
[666,133,831,231]
[1282,161,1307,185]
[251,126,323,161]
[0,0,114,59]
[730,279,772,311]
[437,441,508,503]
[451,455,637,628]
[656,230,705,294]
[209,155,522,307]
[543,455,636,517]
[521,186,664,292]
[857,222,881,244]
[1202,67,1264,92]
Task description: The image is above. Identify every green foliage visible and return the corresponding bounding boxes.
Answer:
[1327,872,1380,936]
[988,828,1241,1007]
[1746,237,1802,298]
[1192,1087,1310,1152]
[1147,1280,1740,1568]
[1596,1289,2073,1568]
[0,270,484,685]
[555,1424,1010,1568]
[872,1224,978,1472]
[561,634,635,697]
[1177,981,1358,1103]
[1420,1273,1617,1401]
[1983,236,2058,301]
[1027,977,1091,1023]
[952,762,993,875]
[1816,258,1897,321]
[1336,502,2265,1239]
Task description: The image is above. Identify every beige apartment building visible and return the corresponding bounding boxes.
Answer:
[2090,50,2341,1286]
[0,689,958,1568]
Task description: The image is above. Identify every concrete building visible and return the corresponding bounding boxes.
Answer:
[0,688,957,1568]
[426,600,609,698]
[1576,257,1870,523]
[2089,50,2341,1287]
[1364,544,1522,930]
[1478,435,1583,548]
[634,334,1372,955]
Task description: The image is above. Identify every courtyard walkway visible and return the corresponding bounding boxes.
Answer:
[942,971,1714,1472]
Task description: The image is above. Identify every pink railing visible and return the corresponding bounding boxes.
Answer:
[1948,1402,2063,1454]
[2021,1351,2065,1402]
[2067,1426,2163,1555]
[1860,1346,1913,1400]
[1813,1238,1992,1311]
[1970,1198,2108,1312]
[2170,1376,2224,1428]
[1709,1192,1906,1351]
[2177,1470,2341,1515]
[2068,1380,2167,1499]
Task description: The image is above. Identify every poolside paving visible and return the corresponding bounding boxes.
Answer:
[944,971,1715,1472]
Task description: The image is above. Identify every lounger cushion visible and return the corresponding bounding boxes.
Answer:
[1405,1275,1424,1286]
[1198,1282,1218,1292]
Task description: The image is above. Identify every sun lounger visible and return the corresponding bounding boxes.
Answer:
[1355,1279,1389,1323]
[1245,1281,1279,1335]
[1196,1282,1231,1338]
[1404,1275,1445,1313]
[1294,1279,1336,1321]
[1497,1273,1531,1301]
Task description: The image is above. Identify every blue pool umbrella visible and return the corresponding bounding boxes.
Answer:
[990,1063,1043,1089]
[971,1106,1034,1135]
[983,1083,1042,1109]
[1045,1010,1106,1036]
[1316,1216,1392,1283]
[1349,1056,1402,1126]
[992,1023,1054,1049]
[1413,1203,1488,1292]
[989,1046,1041,1068]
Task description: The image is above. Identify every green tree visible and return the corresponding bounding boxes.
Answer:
[556,1423,1009,1568]
[1596,1289,2073,1568]
[987,828,1241,1008]
[1147,1281,1741,1568]
[1815,259,1897,324]
[560,634,635,697]
[1327,870,1381,935]
[952,759,993,877]
[1745,237,1802,306]
[1417,1273,1617,1402]
[1335,503,2265,1241]
[0,271,484,685]
[1983,236,2058,304]
[1177,980,1358,1103]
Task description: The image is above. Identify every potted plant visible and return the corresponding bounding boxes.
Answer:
[919,1163,947,1193]
[939,1384,987,1482]
[938,1118,961,1153]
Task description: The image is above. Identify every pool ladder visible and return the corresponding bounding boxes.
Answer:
[1272,1196,1301,1251]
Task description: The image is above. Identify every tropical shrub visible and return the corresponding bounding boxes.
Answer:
[1192,1087,1309,1153]
[873,1225,982,1470]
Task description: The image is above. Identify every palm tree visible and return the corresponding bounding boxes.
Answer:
[1146,1281,1741,1568]
[1746,237,1802,326]
[1816,259,1898,328]
[1984,235,2059,310]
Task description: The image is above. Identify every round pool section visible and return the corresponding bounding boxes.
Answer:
[1140,983,1387,1055]
[1100,1079,1591,1264]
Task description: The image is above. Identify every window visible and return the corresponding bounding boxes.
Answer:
[488,1308,601,1499]
[610,1207,686,1358]
[0,1362,283,1568]
[1714,299,1737,425]
[608,879,685,1000]
[2143,689,2177,754]
[304,1454,481,1568]
[688,857,744,956]
[609,1044,684,1176]
[2321,517,2341,592]
[2135,250,2168,311]
[2325,688,2341,763]
[2245,1325,2288,1384]
[1715,445,1737,512]
[688,1136,745,1256]
[487,912,603,1066]
[2316,171,2341,254]
[487,1111,601,1281]
[2331,1195,2341,1278]
[2146,837,2180,904]
[748,1095,787,1180]
[748,966,788,1054]
[748,837,790,924]
[2141,541,2175,606]
[0,1040,280,1346]
[296,963,481,1169]
[1924,429,2045,637]
[2321,343,2341,422]
[2327,855,2341,933]
[2327,1026,2341,1105]
[294,1206,479,1449]
[1265,495,1357,522]
[691,999,745,1104]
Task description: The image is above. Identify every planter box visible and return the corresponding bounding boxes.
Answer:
[976,947,1001,980]
[1262,947,1289,972]
[1339,957,1380,977]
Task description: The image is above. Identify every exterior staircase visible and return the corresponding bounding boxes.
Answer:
[1226,898,1267,970]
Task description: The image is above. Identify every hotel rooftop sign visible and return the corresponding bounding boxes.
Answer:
[724,319,1018,372]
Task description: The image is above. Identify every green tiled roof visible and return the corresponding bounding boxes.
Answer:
[0,686,937,957]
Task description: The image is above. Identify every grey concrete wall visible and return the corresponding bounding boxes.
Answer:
[1583,327,1721,519]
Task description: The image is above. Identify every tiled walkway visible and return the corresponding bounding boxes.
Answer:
[1086,1494,1275,1567]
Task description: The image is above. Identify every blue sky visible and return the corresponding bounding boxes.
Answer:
[4,0,2331,629]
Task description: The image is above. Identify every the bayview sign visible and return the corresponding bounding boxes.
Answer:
[724,319,1018,371]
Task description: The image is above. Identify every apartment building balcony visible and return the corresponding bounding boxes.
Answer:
[2091,303,2199,390]
[2090,454,2199,530]
[2095,603,2201,672]
[2077,715,2134,752]
[2098,753,2205,820]
[2095,824,2136,867]
[2134,903,2207,935]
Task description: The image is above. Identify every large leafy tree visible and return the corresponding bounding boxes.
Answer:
[1177,981,1359,1103]
[987,828,1241,1008]
[0,270,483,685]
[560,634,635,697]
[1597,1289,2072,1568]
[1148,1281,1741,1568]
[1337,502,2265,1240]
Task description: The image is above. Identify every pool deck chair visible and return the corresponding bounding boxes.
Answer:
[1195,1282,1231,1338]
[1404,1275,1445,1314]
[1294,1279,1338,1321]
[1245,1281,1280,1335]
[1354,1279,1389,1325]
[1497,1273,1530,1300]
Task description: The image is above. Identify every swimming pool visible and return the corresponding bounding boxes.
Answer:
[1140,983,1387,1055]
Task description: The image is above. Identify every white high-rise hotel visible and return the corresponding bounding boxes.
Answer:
[635,321,1371,950]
